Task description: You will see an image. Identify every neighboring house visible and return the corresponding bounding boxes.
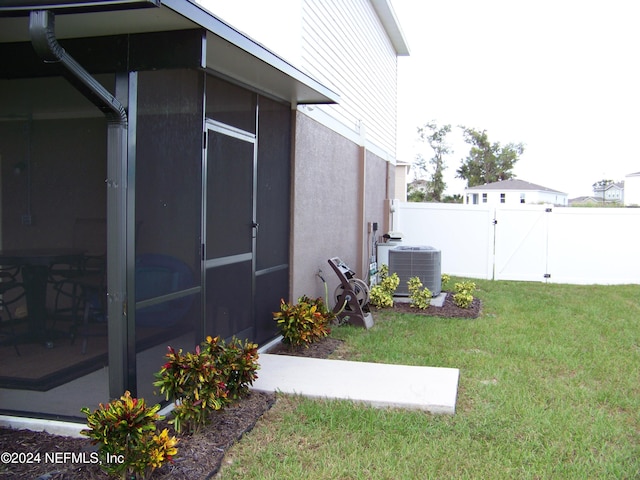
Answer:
[624,172,640,206]
[0,0,408,420]
[592,181,624,204]
[464,179,568,206]
[568,196,601,206]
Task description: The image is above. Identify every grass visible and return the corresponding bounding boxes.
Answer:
[217,279,640,479]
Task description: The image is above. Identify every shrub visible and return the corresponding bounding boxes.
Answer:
[154,345,228,434]
[454,281,476,294]
[453,292,474,308]
[80,391,178,480]
[154,336,261,434]
[453,281,476,309]
[202,335,260,402]
[369,285,394,308]
[273,295,331,347]
[441,273,451,290]
[369,264,400,309]
[407,276,432,310]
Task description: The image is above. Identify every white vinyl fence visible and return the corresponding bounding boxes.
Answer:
[392,202,640,285]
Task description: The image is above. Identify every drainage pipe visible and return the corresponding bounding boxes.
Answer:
[29,10,127,125]
[29,9,130,396]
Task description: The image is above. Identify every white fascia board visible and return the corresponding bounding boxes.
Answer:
[370,0,410,56]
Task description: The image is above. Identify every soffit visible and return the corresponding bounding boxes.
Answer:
[0,0,339,104]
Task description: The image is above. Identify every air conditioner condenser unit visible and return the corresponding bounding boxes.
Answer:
[388,246,441,296]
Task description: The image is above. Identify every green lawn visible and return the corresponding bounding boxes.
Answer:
[217,280,640,479]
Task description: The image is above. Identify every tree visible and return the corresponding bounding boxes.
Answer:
[414,121,452,202]
[456,127,524,187]
[592,179,613,191]
[442,194,463,204]
[407,179,427,202]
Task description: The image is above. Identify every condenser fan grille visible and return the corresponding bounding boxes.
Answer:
[388,246,441,296]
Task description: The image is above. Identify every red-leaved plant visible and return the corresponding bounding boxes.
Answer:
[80,391,178,480]
[154,345,228,434]
[273,295,332,348]
[202,335,260,402]
[154,336,260,434]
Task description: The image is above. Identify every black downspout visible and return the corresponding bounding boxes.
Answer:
[29,10,131,398]
[29,10,127,124]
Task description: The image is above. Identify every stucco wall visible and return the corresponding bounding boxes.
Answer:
[363,149,392,273]
[290,113,392,305]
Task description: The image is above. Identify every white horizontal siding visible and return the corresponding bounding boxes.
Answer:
[301,0,398,157]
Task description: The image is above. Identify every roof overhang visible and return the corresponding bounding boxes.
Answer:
[370,0,410,56]
[0,0,339,105]
[165,0,339,104]
[0,0,160,15]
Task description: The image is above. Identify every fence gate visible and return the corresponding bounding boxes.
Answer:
[395,202,640,285]
[492,205,551,281]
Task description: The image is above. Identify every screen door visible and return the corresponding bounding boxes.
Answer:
[204,119,257,340]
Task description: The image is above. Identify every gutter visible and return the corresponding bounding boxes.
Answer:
[29,8,130,398]
[28,9,127,125]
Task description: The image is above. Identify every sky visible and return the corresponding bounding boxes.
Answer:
[392,0,640,198]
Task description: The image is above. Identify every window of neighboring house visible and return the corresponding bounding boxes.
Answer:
[472,193,479,204]
[520,193,525,204]
[500,193,506,203]
[482,193,487,203]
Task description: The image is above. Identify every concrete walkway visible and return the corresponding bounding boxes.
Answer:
[252,354,460,415]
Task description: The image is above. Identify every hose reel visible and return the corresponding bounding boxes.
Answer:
[327,257,374,329]
[334,278,370,309]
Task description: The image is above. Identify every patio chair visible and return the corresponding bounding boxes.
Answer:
[49,218,106,332]
[74,269,107,355]
[77,253,194,354]
[0,265,26,355]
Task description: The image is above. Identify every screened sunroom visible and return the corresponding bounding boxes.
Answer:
[0,0,337,420]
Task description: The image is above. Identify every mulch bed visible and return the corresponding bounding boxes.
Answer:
[267,337,344,358]
[0,392,276,480]
[0,341,344,480]
[0,292,478,479]
[386,292,482,319]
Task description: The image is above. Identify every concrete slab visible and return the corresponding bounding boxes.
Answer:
[394,292,447,307]
[0,416,85,438]
[430,292,447,307]
[252,354,459,414]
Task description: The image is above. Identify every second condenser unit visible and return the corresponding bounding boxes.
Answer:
[388,246,442,296]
